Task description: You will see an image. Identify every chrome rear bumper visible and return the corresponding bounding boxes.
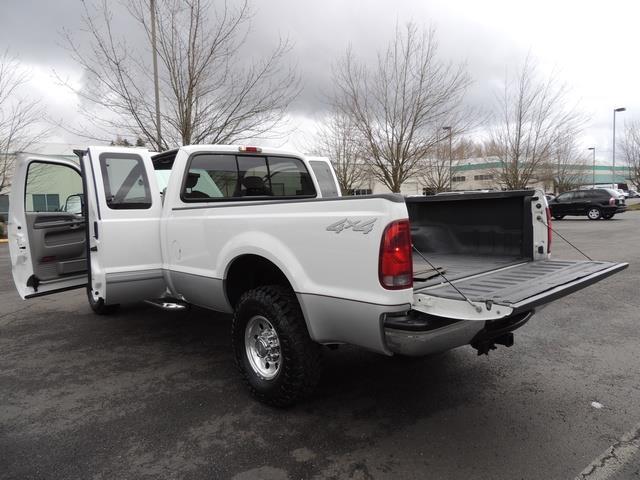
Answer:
[383,310,534,357]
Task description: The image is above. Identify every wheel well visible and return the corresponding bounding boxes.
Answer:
[225,255,294,308]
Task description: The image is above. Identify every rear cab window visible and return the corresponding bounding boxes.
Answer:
[181,154,316,201]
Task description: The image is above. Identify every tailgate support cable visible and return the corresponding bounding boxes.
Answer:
[538,217,593,261]
[412,245,482,313]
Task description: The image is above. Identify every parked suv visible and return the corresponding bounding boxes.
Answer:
[549,188,627,220]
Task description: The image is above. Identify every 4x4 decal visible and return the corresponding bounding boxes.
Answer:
[326,218,376,234]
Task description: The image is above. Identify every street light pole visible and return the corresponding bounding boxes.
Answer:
[613,107,626,185]
[443,126,452,191]
[150,0,162,150]
[588,147,596,188]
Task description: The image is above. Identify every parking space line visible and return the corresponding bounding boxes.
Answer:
[575,421,640,479]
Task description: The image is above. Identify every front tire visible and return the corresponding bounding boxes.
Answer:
[232,285,322,407]
[587,207,602,220]
[87,288,120,315]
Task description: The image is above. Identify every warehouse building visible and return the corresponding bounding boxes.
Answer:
[348,156,635,195]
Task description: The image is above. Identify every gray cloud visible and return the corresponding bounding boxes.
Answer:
[1,0,638,153]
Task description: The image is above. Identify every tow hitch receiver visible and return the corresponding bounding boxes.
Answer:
[470,310,534,355]
[472,332,514,356]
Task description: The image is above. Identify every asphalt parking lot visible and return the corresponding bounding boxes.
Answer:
[1,211,639,480]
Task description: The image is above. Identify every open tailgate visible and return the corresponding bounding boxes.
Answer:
[417,260,628,313]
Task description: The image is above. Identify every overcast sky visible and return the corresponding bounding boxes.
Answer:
[2,0,639,161]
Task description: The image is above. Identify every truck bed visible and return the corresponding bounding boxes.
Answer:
[412,253,525,287]
[407,191,627,312]
[407,191,535,289]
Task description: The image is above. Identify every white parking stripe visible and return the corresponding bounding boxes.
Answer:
[575,421,640,479]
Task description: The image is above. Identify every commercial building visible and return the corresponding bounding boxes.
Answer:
[347,156,636,195]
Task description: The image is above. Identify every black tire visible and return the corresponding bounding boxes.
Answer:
[87,288,120,315]
[232,285,322,407]
[587,207,602,220]
[553,215,565,220]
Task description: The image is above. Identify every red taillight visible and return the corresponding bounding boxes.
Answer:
[609,197,616,206]
[238,146,262,153]
[545,207,552,254]
[379,219,413,290]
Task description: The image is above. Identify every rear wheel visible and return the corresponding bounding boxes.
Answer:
[232,285,322,407]
[87,288,120,315]
[587,207,602,220]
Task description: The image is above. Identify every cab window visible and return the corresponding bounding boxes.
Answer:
[309,161,340,197]
[267,157,315,197]
[184,154,238,199]
[181,154,316,201]
[99,153,152,209]
[25,162,83,213]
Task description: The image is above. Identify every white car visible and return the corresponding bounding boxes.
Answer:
[7,145,628,405]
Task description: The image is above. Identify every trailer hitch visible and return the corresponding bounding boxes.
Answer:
[470,310,534,355]
[471,332,514,356]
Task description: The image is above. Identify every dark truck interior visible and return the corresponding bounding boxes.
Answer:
[406,190,626,310]
[408,191,534,288]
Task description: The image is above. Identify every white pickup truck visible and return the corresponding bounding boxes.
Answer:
[8,145,628,406]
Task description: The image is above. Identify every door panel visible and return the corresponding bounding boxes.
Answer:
[554,192,572,214]
[25,212,86,280]
[572,191,587,214]
[83,147,165,305]
[9,157,87,299]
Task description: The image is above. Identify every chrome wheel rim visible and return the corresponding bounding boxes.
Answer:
[245,315,281,380]
[588,208,600,219]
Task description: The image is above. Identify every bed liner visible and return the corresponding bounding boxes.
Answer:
[417,259,627,307]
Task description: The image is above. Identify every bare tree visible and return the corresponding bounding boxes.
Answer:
[419,137,452,193]
[310,111,369,194]
[553,132,589,193]
[452,137,484,160]
[0,51,48,193]
[332,23,472,193]
[621,121,640,188]
[490,56,585,189]
[419,134,482,193]
[536,129,589,193]
[61,0,300,150]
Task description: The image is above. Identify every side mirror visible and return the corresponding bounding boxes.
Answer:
[64,194,84,214]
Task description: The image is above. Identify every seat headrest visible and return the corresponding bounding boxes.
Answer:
[242,176,266,190]
[185,172,200,189]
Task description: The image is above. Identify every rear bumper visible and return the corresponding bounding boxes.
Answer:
[602,205,626,214]
[383,309,533,357]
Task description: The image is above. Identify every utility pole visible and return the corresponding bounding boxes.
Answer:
[612,107,626,185]
[150,0,162,150]
[443,126,452,191]
[588,147,596,189]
